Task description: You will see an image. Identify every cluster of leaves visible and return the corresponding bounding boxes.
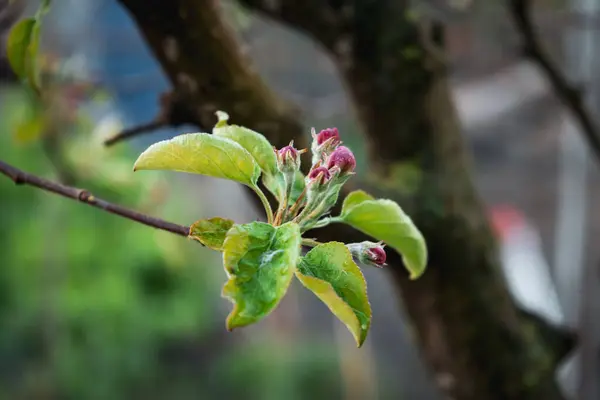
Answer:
[133,112,427,346]
[7,0,51,95]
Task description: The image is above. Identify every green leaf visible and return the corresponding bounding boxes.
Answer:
[339,191,427,279]
[262,171,285,200]
[133,133,261,187]
[296,242,371,347]
[211,112,286,201]
[289,170,306,205]
[222,221,301,330]
[7,1,51,90]
[7,18,36,81]
[263,170,305,205]
[213,120,278,177]
[189,217,235,251]
[26,22,42,91]
[341,190,375,213]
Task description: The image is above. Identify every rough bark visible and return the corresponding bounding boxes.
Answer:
[117,1,571,398]
[117,0,304,149]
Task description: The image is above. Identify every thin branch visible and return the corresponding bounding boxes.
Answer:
[104,119,166,147]
[0,160,190,237]
[509,0,600,163]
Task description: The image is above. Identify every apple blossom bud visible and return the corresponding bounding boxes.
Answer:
[347,241,387,268]
[326,146,356,174]
[316,128,340,146]
[311,127,342,165]
[277,142,302,173]
[307,166,331,186]
[366,246,386,266]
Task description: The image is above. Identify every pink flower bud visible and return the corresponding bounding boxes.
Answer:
[366,246,386,266]
[279,145,298,161]
[316,128,340,146]
[347,241,387,268]
[308,166,331,185]
[277,142,302,173]
[326,146,356,174]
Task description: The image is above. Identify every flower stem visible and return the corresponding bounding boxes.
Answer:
[280,174,294,223]
[311,218,333,229]
[301,238,323,247]
[288,184,308,218]
[252,185,274,224]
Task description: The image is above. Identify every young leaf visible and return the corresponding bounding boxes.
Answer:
[7,18,36,81]
[289,170,306,205]
[341,190,374,212]
[222,221,301,330]
[213,121,278,176]
[26,22,42,90]
[212,118,285,200]
[263,169,305,205]
[339,191,427,279]
[26,0,51,91]
[189,217,235,251]
[133,133,261,187]
[7,1,51,91]
[262,170,285,200]
[296,242,371,347]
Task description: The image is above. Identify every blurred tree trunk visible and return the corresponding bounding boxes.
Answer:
[118,0,571,398]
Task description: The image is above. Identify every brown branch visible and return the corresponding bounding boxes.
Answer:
[509,0,600,163]
[0,160,190,237]
[104,119,166,147]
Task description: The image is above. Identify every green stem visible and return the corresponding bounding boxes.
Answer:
[289,185,308,218]
[310,217,334,229]
[280,174,294,223]
[293,190,323,224]
[301,238,323,247]
[326,216,343,224]
[252,185,274,224]
[300,211,336,233]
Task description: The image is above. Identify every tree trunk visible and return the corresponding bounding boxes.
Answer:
[117,1,571,398]
[118,0,304,148]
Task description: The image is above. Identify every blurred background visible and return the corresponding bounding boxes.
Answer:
[0,0,599,399]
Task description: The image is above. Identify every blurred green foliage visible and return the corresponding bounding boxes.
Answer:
[0,85,341,399]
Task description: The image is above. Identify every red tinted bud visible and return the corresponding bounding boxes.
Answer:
[278,145,298,160]
[308,166,331,185]
[366,246,386,266]
[347,241,387,268]
[277,142,302,173]
[326,146,356,173]
[316,127,340,145]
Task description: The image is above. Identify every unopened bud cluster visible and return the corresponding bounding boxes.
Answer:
[273,128,355,228]
[307,128,354,183]
[272,128,386,267]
